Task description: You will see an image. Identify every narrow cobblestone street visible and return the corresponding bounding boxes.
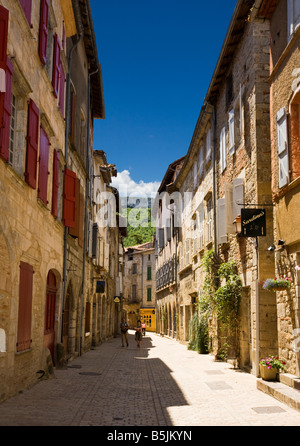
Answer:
[0,332,300,428]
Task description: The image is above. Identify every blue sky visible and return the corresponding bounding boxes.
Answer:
[90,0,237,196]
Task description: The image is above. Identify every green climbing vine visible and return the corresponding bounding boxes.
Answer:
[188,250,242,360]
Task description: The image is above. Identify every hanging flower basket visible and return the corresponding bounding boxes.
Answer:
[261,277,292,292]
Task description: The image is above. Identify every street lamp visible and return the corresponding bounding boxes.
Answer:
[233,214,242,234]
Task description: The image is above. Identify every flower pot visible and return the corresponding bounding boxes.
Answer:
[275,286,287,291]
[259,364,278,381]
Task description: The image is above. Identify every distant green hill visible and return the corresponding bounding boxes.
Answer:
[122,207,156,248]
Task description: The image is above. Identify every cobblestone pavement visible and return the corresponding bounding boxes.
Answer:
[1,331,300,427]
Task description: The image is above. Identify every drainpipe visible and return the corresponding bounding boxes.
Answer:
[61,1,83,344]
[212,106,217,255]
[78,67,98,356]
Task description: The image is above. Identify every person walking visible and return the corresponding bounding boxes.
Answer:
[134,320,143,348]
[120,317,129,347]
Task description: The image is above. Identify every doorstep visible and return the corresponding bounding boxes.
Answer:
[257,373,300,412]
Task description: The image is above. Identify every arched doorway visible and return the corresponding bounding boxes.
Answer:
[44,270,57,363]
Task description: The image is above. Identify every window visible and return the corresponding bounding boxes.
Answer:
[69,83,76,142]
[228,86,245,155]
[226,73,233,109]
[147,288,152,302]
[198,145,204,179]
[287,0,300,41]
[277,107,289,188]
[132,285,137,301]
[52,34,61,98]
[85,302,91,333]
[132,263,137,274]
[17,262,34,352]
[147,266,152,281]
[9,94,16,165]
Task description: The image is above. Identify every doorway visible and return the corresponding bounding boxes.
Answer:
[44,270,57,363]
[62,286,71,356]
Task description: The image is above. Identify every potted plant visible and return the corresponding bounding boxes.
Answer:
[259,356,286,381]
[261,277,291,292]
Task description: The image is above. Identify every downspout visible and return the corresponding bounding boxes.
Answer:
[61,1,83,344]
[212,106,217,255]
[78,67,99,356]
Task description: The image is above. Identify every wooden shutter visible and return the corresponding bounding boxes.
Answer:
[51,149,59,217]
[59,62,65,118]
[52,34,61,98]
[220,126,226,173]
[38,126,50,205]
[206,128,212,162]
[17,262,33,352]
[0,6,8,72]
[233,177,244,218]
[19,0,32,26]
[0,57,13,162]
[228,109,235,154]
[25,99,39,189]
[277,107,289,188]
[39,0,49,65]
[217,198,227,244]
[69,177,80,236]
[63,168,76,228]
[0,6,9,121]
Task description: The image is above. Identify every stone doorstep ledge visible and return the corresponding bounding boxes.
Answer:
[257,373,300,413]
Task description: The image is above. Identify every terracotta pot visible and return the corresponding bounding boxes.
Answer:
[259,364,278,381]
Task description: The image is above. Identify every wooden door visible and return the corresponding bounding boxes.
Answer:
[44,271,56,362]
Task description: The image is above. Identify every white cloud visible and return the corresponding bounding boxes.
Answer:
[111,169,160,198]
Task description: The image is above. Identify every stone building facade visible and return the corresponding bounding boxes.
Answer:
[0,0,124,403]
[123,242,156,331]
[154,0,279,376]
[251,0,300,381]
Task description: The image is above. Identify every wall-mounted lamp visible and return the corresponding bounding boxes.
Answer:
[278,239,285,246]
[267,244,276,252]
[233,215,242,234]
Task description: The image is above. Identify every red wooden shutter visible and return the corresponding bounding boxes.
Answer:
[38,126,50,205]
[17,262,33,352]
[69,178,80,237]
[25,99,39,189]
[63,168,76,228]
[39,0,49,65]
[0,6,8,71]
[0,6,9,121]
[52,34,61,98]
[51,149,59,218]
[59,62,65,118]
[0,57,13,162]
[19,0,32,26]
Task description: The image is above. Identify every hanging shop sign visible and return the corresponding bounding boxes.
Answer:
[241,208,266,237]
[114,296,120,303]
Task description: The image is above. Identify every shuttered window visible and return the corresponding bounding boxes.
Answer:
[92,223,98,259]
[0,57,13,162]
[17,262,34,352]
[38,126,50,205]
[51,149,59,218]
[25,99,39,189]
[52,34,61,98]
[228,109,235,154]
[63,168,76,228]
[19,0,32,26]
[39,0,49,65]
[217,198,227,244]
[277,107,289,188]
